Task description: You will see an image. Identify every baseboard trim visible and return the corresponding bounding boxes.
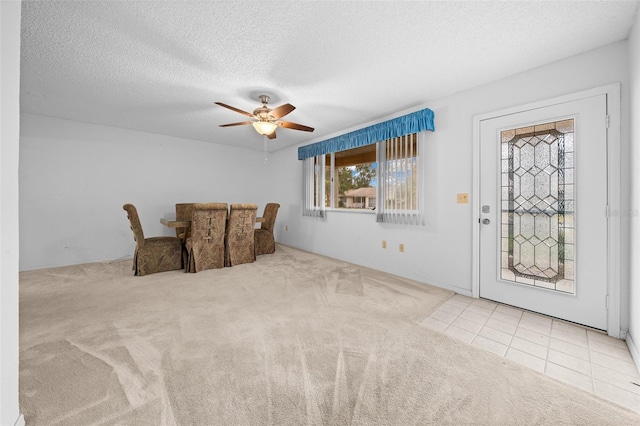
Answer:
[626,333,640,375]
[13,413,25,426]
[276,243,469,296]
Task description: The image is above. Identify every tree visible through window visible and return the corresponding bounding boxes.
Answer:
[325,144,377,209]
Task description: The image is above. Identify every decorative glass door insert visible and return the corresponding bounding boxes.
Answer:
[500,119,575,294]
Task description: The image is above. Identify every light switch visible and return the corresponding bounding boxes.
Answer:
[457,193,469,204]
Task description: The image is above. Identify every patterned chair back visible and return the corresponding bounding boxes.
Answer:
[225,204,258,266]
[123,203,145,248]
[186,203,228,272]
[191,203,227,243]
[260,203,280,234]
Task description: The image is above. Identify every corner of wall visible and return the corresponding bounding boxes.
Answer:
[627,3,640,373]
[627,332,640,375]
[0,1,23,425]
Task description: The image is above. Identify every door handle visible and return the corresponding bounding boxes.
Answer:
[482,218,490,225]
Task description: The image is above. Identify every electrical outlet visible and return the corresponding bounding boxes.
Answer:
[399,243,405,253]
[382,240,387,249]
[457,193,469,204]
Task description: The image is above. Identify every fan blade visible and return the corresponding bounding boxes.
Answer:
[270,103,295,119]
[219,121,253,127]
[266,131,277,140]
[215,102,254,118]
[277,121,314,132]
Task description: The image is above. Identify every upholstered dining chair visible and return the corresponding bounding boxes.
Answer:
[175,203,195,240]
[255,203,280,256]
[123,203,183,276]
[185,203,228,273]
[224,203,258,267]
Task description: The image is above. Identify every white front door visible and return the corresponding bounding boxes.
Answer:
[479,94,608,330]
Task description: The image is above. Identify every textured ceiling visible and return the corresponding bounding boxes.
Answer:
[20,0,640,152]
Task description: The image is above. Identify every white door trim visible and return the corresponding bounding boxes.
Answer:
[472,83,621,338]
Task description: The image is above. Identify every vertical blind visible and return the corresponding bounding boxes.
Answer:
[302,155,325,218]
[377,133,424,225]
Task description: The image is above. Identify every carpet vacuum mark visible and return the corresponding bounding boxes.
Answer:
[19,245,640,425]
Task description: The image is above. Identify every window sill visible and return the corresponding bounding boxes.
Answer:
[326,208,376,215]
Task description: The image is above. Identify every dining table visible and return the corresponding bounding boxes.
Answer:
[161,216,265,243]
[161,217,265,228]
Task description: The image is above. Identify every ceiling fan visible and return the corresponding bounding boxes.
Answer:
[215,95,314,139]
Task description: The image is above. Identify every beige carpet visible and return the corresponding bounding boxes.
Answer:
[20,244,640,425]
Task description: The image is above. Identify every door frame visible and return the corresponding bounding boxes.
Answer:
[471,83,621,337]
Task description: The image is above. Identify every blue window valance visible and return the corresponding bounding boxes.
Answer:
[297,108,434,160]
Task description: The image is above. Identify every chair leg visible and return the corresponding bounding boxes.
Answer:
[182,246,189,273]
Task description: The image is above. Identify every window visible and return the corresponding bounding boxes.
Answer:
[299,108,433,222]
[325,144,377,210]
[304,132,424,224]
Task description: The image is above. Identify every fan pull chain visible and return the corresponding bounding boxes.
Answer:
[263,136,268,164]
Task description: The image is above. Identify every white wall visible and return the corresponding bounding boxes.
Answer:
[1,1,24,425]
[19,114,272,270]
[628,9,640,366]
[271,41,631,331]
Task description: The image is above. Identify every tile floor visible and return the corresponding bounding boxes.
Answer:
[421,294,640,413]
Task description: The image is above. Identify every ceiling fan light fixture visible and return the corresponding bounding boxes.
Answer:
[216,96,313,140]
[253,121,277,136]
